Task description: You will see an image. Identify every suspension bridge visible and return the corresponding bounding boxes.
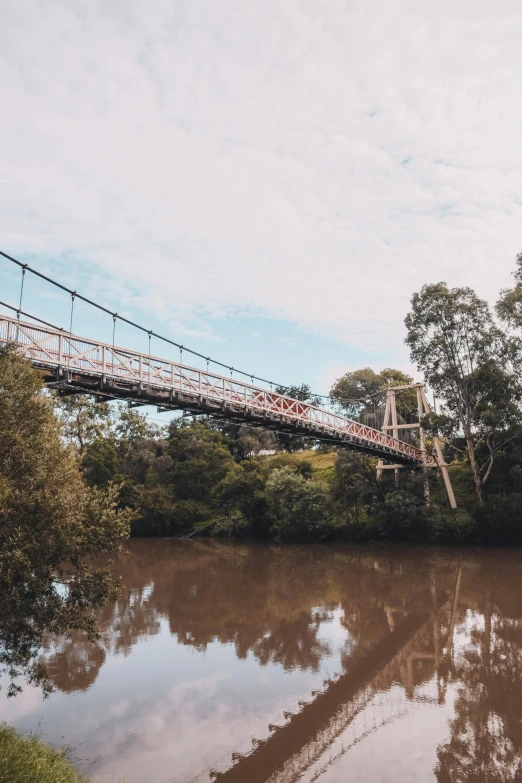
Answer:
[0,314,430,465]
[0,250,451,471]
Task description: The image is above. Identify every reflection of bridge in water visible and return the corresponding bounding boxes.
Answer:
[211,567,462,783]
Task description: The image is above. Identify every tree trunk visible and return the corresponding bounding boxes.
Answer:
[465,434,483,505]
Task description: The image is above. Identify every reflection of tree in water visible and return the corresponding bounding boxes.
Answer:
[42,541,428,692]
[436,557,522,783]
[41,542,509,706]
[99,583,161,657]
[41,632,106,693]
[252,610,330,672]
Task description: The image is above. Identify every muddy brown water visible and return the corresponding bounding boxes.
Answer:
[2,539,522,783]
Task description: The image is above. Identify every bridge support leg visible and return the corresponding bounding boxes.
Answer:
[420,388,457,509]
[416,385,430,505]
[376,392,391,481]
[378,383,457,510]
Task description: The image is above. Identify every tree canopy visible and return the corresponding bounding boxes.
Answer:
[329,367,415,419]
[405,282,521,504]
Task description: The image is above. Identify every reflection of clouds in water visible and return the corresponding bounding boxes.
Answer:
[0,682,43,722]
[88,670,310,783]
[302,684,457,783]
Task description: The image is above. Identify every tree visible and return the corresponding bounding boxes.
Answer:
[216,421,277,460]
[330,368,416,421]
[405,283,520,504]
[213,463,268,534]
[496,251,522,328]
[168,419,233,506]
[0,345,132,695]
[332,451,377,526]
[131,484,177,536]
[114,404,163,459]
[265,467,333,541]
[54,394,113,451]
[275,383,322,407]
[81,437,121,486]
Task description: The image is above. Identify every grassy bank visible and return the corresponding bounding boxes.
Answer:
[262,449,337,482]
[0,724,98,783]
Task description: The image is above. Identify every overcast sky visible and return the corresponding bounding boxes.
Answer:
[1,0,522,392]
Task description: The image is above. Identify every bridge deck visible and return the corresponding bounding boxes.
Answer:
[0,317,428,465]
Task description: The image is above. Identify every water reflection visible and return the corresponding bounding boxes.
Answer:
[12,542,522,782]
[436,587,522,783]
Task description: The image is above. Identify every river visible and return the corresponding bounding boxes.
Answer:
[1,539,522,782]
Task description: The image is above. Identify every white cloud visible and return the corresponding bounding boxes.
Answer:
[1,0,521,353]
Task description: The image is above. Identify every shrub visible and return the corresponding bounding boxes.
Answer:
[266,467,334,541]
[474,494,522,545]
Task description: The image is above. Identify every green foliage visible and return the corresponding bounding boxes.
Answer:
[265,467,334,541]
[473,495,522,545]
[81,437,121,486]
[380,490,429,540]
[274,383,321,406]
[131,484,177,536]
[213,463,268,532]
[263,452,315,479]
[329,367,416,419]
[496,251,522,328]
[216,421,277,459]
[53,394,112,451]
[405,282,521,504]
[332,451,376,526]
[0,345,132,695]
[0,723,97,783]
[168,419,233,504]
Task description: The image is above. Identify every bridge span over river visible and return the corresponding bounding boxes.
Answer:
[1,249,461,507]
[1,314,431,467]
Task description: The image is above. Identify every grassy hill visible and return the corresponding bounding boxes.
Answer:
[263,449,337,483]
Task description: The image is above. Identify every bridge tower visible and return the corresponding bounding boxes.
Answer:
[376,383,457,509]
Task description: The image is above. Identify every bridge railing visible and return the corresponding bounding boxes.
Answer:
[0,316,426,464]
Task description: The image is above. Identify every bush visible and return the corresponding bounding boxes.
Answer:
[266,467,334,541]
[474,494,522,545]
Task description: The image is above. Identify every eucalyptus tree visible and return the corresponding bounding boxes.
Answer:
[497,251,522,327]
[405,283,520,505]
[329,367,416,422]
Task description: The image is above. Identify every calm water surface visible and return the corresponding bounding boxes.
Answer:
[2,540,522,783]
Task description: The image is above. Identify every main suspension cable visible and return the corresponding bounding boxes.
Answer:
[0,250,396,406]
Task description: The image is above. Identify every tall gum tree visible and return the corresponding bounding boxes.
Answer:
[497,252,522,328]
[405,283,520,505]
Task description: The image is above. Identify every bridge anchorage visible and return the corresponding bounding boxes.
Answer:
[0,312,456,507]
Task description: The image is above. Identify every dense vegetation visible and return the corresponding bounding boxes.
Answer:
[59,400,520,546]
[42,254,522,547]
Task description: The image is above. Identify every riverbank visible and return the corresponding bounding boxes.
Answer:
[0,724,99,783]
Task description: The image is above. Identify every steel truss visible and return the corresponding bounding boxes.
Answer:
[0,317,432,466]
